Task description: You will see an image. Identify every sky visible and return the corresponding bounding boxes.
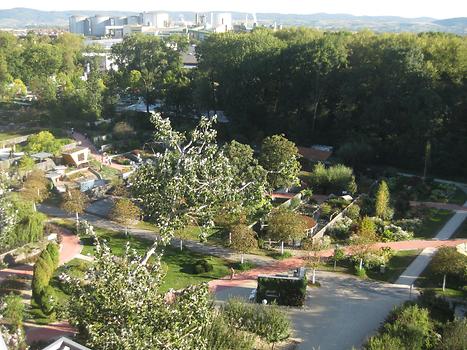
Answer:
[0,0,466,19]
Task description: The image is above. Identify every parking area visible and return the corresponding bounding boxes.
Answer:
[215,271,411,350]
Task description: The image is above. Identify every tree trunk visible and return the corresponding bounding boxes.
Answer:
[180,239,183,251]
[241,253,244,264]
[359,258,363,270]
[312,268,316,284]
[281,241,284,255]
[442,274,446,291]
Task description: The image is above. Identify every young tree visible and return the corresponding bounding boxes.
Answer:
[429,247,467,291]
[229,224,258,264]
[303,236,331,284]
[259,135,301,190]
[375,180,391,219]
[266,209,308,244]
[109,198,141,235]
[1,294,24,329]
[24,131,63,156]
[17,155,35,176]
[60,188,88,227]
[66,240,213,350]
[350,216,377,270]
[20,169,49,206]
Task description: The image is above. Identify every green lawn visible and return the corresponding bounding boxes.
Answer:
[450,187,467,206]
[75,226,232,292]
[413,208,454,238]
[452,218,467,239]
[367,250,421,283]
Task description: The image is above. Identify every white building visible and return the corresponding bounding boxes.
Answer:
[90,15,110,36]
[141,12,170,28]
[69,15,88,35]
[212,13,233,33]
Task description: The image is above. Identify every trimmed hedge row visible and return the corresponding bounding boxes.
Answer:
[256,276,307,306]
[31,242,59,314]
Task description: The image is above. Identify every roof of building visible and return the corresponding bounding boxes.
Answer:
[0,335,7,350]
[298,146,332,162]
[42,337,91,350]
[31,152,54,160]
[62,146,89,155]
[301,215,317,229]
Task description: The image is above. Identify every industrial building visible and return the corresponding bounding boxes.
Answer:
[69,11,237,38]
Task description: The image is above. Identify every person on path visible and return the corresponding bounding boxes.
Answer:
[230,267,235,280]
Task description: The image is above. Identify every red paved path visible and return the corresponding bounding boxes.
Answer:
[209,238,467,292]
[25,322,77,344]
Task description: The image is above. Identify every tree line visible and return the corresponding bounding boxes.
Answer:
[194,29,467,178]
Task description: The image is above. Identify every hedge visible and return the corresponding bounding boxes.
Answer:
[256,276,307,306]
[31,242,59,314]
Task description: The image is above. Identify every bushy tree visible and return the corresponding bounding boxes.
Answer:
[309,163,357,195]
[109,198,141,234]
[259,135,301,190]
[229,224,258,264]
[429,247,467,289]
[66,240,213,350]
[24,131,63,155]
[20,169,49,204]
[61,188,89,224]
[131,114,266,245]
[266,208,308,242]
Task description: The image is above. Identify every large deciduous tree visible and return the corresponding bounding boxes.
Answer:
[67,241,213,350]
[259,134,301,190]
[130,114,266,245]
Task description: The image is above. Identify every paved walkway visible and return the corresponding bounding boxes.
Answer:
[39,204,276,266]
[396,199,467,286]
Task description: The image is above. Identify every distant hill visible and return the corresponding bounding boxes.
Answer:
[0,7,465,35]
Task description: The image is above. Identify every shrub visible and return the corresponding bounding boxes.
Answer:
[256,275,307,306]
[439,318,467,350]
[355,266,367,278]
[1,293,24,328]
[189,259,213,274]
[234,262,254,271]
[345,204,360,220]
[31,243,60,312]
[320,203,332,219]
[39,285,57,315]
[327,217,353,240]
[309,162,357,195]
[271,251,293,260]
[222,299,291,347]
[205,313,255,350]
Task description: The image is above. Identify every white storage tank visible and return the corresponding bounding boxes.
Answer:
[69,15,87,34]
[90,15,110,37]
[213,13,232,32]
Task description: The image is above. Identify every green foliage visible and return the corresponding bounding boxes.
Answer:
[1,293,24,328]
[196,29,467,178]
[358,216,377,241]
[355,266,368,279]
[439,318,467,350]
[222,298,291,347]
[60,189,88,216]
[429,247,467,288]
[188,259,214,274]
[345,203,361,220]
[309,163,357,195]
[31,243,59,313]
[266,208,308,242]
[259,134,301,190]
[230,224,258,255]
[256,275,307,306]
[109,198,141,228]
[24,131,63,155]
[375,181,392,220]
[204,313,255,350]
